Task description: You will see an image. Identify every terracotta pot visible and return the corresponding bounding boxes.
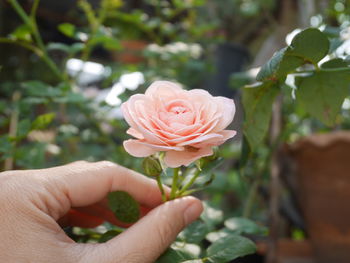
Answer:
[287,131,350,263]
[113,40,148,64]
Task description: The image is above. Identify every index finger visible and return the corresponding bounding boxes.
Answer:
[34,161,166,216]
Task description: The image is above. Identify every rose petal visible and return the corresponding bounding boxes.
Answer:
[126,128,144,139]
[145,81,183,98]
[195,115,220,135]
[123,140,184,158]
[174,117,220,138]
[194,130,237,147]
[164,147,213,168]
[213,97,235,131]
[174,123,202,136]
[167,133,202,144]
[177,133,223,146]
[219,130,237,139]
[188,90,219,122]
[153,128,182,140]
[121,96,144,128]
[123,140,158,157]
[122,97,167,145]
[151,116,175,134]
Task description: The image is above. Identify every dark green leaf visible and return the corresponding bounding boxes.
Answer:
[296,70,350,125]
[0,100,7,113]
[22,81,61,97]
[179,220,209,243]
[224,217,268,236]
[156,247,191,263]
[22,97,49,105]
[275,52,304,78]
[206,235,256,263]
[58,23,76,38]
[321,58,349,69]
[256,47,303,81]
[47,43,71,53]
[89,35,121,51]
[206,228,238,243]
[54,92,86,104]
[47,43,84,55]
[15,142,46,168]
[239,135,251,169]
[242,81,279,150]
[201,157,224,175]
[98,229,122,243]
[17,119,31,138]
[108,191,140,223]
[289,28,329,64]
[0,136,13,154]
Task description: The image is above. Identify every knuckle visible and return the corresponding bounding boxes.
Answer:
[70,160,90,166]
[96,160,116,168]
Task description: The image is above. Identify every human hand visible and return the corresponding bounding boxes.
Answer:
[0,161,203,263]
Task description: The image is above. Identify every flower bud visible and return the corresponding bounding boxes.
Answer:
[142,156,162,177]
[205,147,219,161]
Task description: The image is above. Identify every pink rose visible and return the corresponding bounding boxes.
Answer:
[121,81,236,168]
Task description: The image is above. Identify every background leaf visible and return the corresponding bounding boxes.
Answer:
[200,202,224,230]
[31,113,55,130]
[22,81,62,97]
[296,70,350,125]
[156,247,192,263]
[321,58,349,68]
[58,23,76,38]
[242,82,279,150]
[17,119,31,139]
[224,217,268,235]
[289,28,329,64]
[9,24,32,42]
[256,47,303,81]
[206,235,256,263]
[108,191,140,223]
[179,220,209,243]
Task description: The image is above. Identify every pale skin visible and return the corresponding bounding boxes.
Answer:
[0,161,203,263]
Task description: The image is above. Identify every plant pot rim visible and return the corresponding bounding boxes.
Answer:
[288,131,350,152]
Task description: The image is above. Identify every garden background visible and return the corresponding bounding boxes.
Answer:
[1,0,350,262]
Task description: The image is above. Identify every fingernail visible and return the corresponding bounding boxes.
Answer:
[184,201,203,225]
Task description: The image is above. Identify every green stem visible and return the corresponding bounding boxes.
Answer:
[170,167,180,199]
[30,0,40,18]
[156,175,167,202]
[79,0,100,62]
[8,0,63,81]
[242,177,261,218]
[295,67,350,74]
[178,169,201,196]
[0,38,42,55]
[8,0,31,25]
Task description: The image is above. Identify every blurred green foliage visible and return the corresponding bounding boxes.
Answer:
[2,0,350,262]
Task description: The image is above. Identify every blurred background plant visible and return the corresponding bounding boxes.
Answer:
[1,0,350,262]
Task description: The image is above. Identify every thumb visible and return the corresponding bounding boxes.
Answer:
[81,197,203,263]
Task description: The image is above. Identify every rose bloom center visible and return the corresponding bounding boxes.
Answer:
[159,100,195,130]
